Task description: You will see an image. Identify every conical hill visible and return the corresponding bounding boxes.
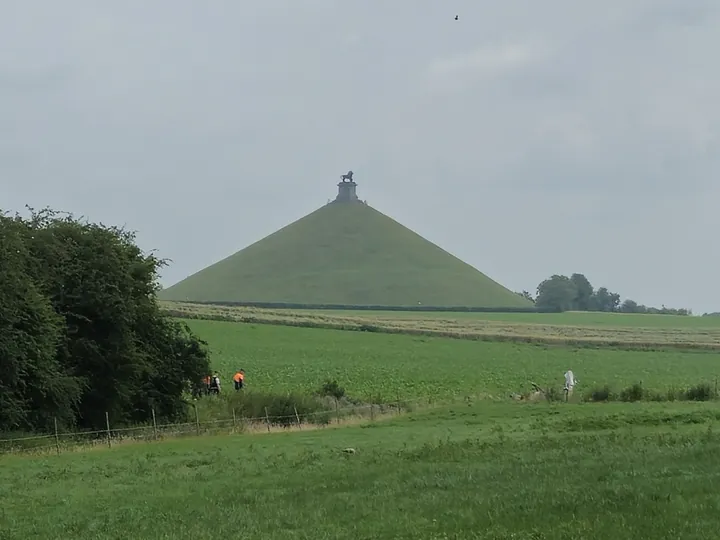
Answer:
[160,189,530,308]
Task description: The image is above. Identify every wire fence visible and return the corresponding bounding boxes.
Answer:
[0,397,431,457]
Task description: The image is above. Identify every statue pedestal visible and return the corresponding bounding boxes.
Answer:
[335,181,359,203]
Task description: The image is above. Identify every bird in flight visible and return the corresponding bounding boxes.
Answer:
[455,15,459,20]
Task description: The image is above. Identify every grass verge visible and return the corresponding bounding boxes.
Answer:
[2,401,720,539]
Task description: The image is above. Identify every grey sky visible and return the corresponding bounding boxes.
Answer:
[3,1,718,313]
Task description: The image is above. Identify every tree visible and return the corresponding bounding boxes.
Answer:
[0,214,81,431]
[535,275,577,312]
[570,273,593,311]
[0,208,211,432]
[619,299,641,313]
[533,271,690,316]
[516,290,535,303]
[589,287,621,312]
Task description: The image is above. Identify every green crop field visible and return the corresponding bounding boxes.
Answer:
[3,401,720,539]
[166,302,720,351]
[186,319,720,400]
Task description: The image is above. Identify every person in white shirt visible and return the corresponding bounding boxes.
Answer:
[564,370,576,401]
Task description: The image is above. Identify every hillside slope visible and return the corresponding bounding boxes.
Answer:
[160,201,530,308]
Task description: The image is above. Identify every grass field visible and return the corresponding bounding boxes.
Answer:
[3,401,720,539]
[166,302,720,351]
[158,201,530,308]
[185,319,720,401]
[6,312,720,538]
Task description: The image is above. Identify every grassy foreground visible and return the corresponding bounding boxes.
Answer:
[2,401,720,539]
[167,303,720,350]
[185,320,720,401]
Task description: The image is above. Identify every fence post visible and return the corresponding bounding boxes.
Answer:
[264,407,271,432]
[715,377,718,396]
[335,399,340,424]
[105,412,111,449]
[54,417,60,455]
[293,406,301,428]
[232,409,237,431]
[151,408,158,441]
[195,404,200,436]
[370,403,375,421]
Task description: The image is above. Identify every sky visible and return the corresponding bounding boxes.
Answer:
[2,0,718,313]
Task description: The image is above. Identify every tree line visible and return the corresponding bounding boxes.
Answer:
[516,273,692,315]
[0,208,210,433]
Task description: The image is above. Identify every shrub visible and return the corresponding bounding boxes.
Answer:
[225,391,331,427]
[646,390,667,402]
[545,387,564,402]
[586,385,613,402]
[683,383,715,402]
[317,379,346,400]
[576,382,719,405]
[358,324,380,332]
[620,382,645,402]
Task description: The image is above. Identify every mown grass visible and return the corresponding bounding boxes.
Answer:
[2,401,720,539]
[313,309,720,328]
[184,319,720,402]
[165,302,720,351]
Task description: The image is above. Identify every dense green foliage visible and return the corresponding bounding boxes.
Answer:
[531,272,692,315]
[3,402,720,539]
[0,209,210,432]
[159,201,531,308]
[184,319,720,401]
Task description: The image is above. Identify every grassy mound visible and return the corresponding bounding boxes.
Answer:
[159,201,530,308]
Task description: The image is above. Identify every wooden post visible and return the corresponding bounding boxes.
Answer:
[396,390,401,413]
[232,409,237,431]
[293,406,301,428]
[105,412,111,449]
[335,399,340,424]
[151,408,158,441]
[54,417,60,455]
[264,407,271,432]
[195,404,200,436]
[715,378,718,396]
[370,403,375,421]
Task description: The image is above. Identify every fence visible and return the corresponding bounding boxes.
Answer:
[0,397,429,457]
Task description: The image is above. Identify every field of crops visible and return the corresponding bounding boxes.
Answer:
[167,302,720,351]
[186,319,720,401]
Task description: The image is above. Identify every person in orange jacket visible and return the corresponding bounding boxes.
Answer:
[233,370,245,391]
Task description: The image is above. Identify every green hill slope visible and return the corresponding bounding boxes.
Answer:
[160,201,530,308]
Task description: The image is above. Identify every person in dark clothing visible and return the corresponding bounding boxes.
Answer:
[209,373,221,395]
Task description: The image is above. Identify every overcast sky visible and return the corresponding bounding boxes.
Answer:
[3,0,718,313]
